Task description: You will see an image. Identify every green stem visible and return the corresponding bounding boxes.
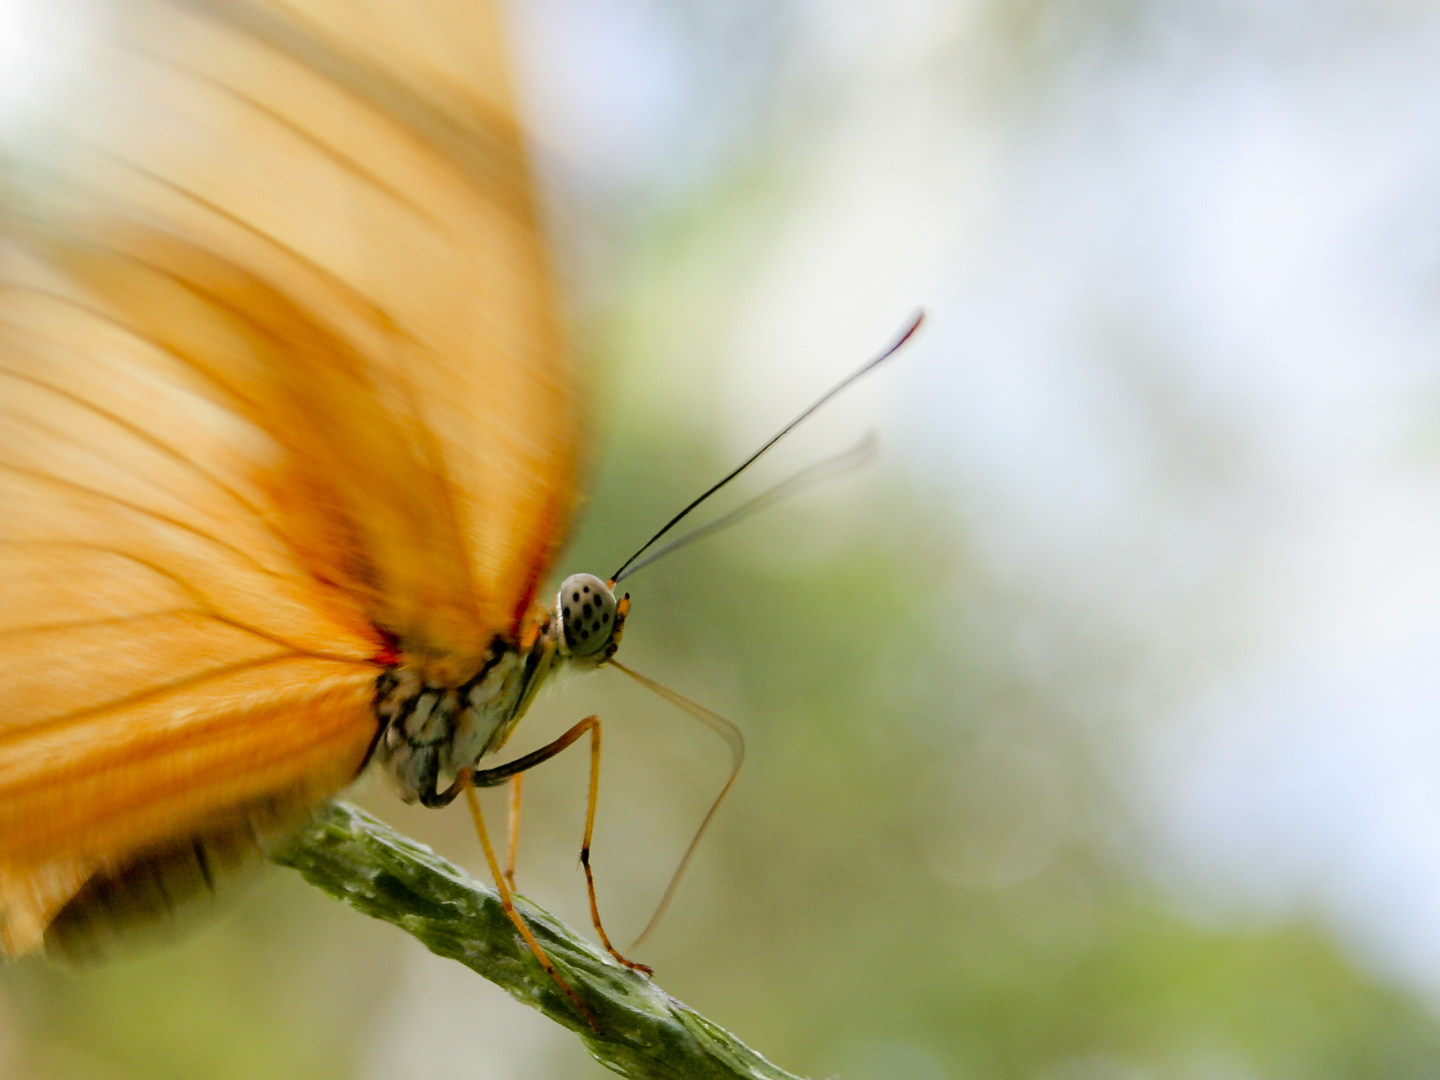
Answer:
[270,801,805,1080]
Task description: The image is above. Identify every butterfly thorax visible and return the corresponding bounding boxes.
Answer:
[372,574,627,807]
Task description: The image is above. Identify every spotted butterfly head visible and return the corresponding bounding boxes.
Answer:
[556,573,625,662]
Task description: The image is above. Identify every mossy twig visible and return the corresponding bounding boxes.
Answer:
[271,801,804,1080]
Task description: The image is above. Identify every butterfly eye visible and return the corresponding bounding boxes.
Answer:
[558,573,617,657]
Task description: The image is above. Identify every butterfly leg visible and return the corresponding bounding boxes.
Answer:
[471,715,653,977]
[505,773,523,890]
[460,774,597,1031]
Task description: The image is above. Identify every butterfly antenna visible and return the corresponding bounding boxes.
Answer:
[608,659,745,948]
[616,431,879,581]
[611,311,923,583]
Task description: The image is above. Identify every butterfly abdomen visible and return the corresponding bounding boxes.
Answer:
[372,634,558,807]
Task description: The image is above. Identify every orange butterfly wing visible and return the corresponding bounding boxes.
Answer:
[0,0,576,953]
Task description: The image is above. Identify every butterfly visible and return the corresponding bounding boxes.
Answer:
[0,0,920,1022]
[0,0,588,962]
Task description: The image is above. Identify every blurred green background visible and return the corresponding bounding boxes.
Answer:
[8,0,1440,1077]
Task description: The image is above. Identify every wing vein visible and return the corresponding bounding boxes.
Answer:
[0,459,285,578]
[162,0,534,215]
[124,39,444,226]
[0,364,271,523]
[0,611,196,641]
[71,143,418,347]
[0,539,377,665]
[0,280,258,412]
[0,652,310,751]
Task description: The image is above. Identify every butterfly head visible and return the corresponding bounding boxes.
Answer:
[556,573,627,665]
